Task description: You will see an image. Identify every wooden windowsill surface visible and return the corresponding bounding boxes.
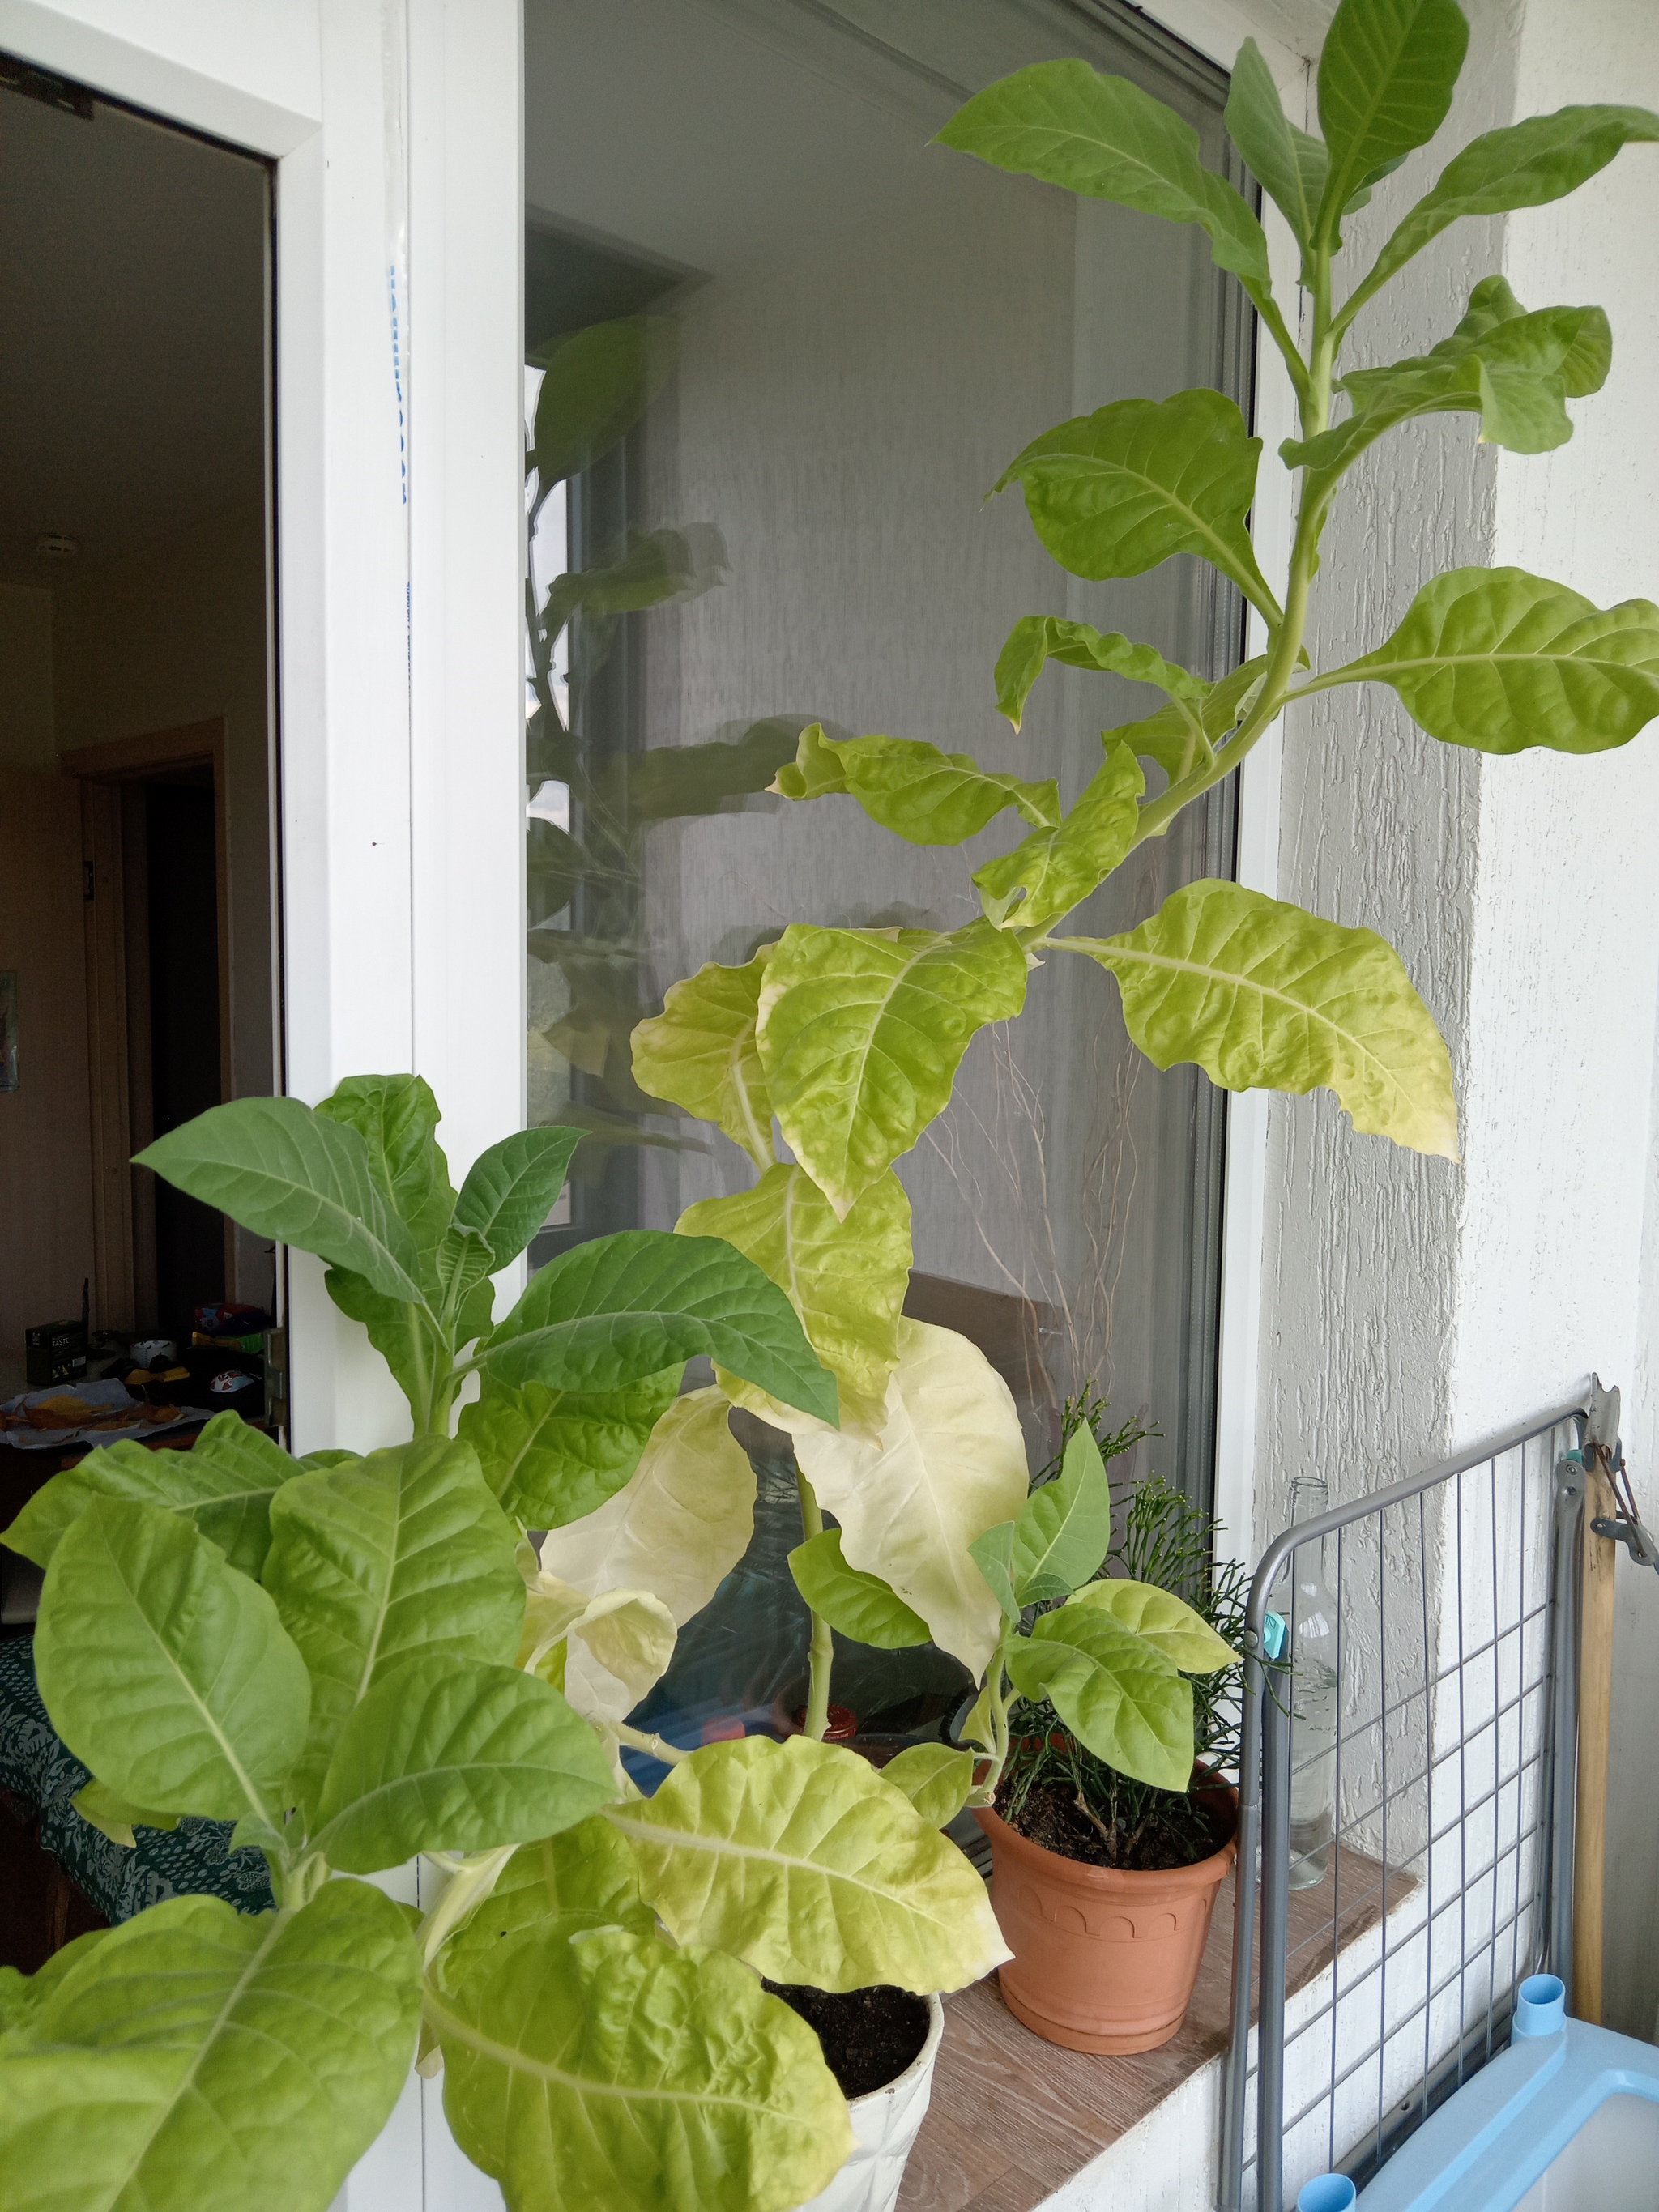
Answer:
[899,1844,1412,2212]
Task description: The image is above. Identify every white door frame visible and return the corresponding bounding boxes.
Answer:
[0,0,526,1458]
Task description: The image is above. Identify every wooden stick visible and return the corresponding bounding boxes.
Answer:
[1573,1455,1618,2022]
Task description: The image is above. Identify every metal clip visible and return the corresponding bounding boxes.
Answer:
[1589,1512,1659,1571]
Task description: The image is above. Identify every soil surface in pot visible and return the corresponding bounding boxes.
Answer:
[996,1779,1227,1873]
[762,1980,930,2099]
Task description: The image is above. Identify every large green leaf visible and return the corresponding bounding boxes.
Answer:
[678,1165,911,1428]
[992,390,1279,621]
[261,1438,524,1814]
[792,1321,1029,1675]
[1314,566,1659,756]
[608,1735,1009,1993]
[429,1818,655,1995]
[974,741,1144,932]
[0,1883,420,2212]
[430,1920,851,2212]
[531,317,674,488]
[0,1929,110,2039]
[1008,1421,1114,1605]
[310,1655,614,1874]
[323,1264,446,1426]
[630,951,776,1172]
[935,58,1273,295]
[71,1781,179,1850]
[993,615,1207,735]
[1315,0,1469,240]
[134,1097,424,1304]
[1064,1578,1238,1673]
[1287,279,1611,476]
[1007,1605,1194,1790]
[1,1413,295,1579]
[538,1388,757,1631]
[454,1126,583,1268]
[316,1072,454,1251]
[1225,37,1327,254]
[787,1528,931,1650]
[771,724,1060,845]
[756,921,1027,1220]
[35,1498,309,1828]
[484,1230,836,1423]
[459,1367,682,1529]
[1350,104,1659,316]
[1053,880,1459,1158]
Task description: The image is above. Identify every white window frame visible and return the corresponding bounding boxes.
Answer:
[0,0,526,1459]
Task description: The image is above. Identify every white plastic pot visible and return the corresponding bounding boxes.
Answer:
[791,1994,945,2212]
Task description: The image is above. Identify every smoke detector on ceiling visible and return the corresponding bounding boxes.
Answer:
[36,535,79,560]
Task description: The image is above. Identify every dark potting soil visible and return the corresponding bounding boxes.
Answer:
[998,1779,1227,1873]
[761,1980,930,2099]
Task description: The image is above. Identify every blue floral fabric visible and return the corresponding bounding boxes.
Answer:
[0,1634,273,1923]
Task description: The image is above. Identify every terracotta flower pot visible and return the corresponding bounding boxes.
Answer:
[973,1775,1238,2053]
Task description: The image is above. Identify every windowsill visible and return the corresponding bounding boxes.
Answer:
[900,1843,1414,2212]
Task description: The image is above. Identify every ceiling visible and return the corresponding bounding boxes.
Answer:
[0,80,268,590]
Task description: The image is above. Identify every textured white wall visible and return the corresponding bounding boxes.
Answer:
[1254,0,1659,2044]
[1468,0,1659,2052]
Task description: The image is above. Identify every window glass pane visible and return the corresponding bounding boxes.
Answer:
[523,0,1250,1745]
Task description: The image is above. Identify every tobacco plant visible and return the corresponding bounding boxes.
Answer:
[631,1,1659,1751]
[0,1077,1007,2212]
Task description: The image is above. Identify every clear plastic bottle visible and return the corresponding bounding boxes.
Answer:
[1285,1475,1339,1890]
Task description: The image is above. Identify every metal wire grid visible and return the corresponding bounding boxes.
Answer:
[1220,1401,1589,2212]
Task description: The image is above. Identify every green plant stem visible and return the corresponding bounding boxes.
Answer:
[795,1467,835,1741]
[613,1720,690,1766]
[1046,233,1340,887]
[966,1631,1019,1806]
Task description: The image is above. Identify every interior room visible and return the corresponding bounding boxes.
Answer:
[0,55,278,1949]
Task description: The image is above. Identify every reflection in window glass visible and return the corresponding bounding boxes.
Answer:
[523,0,1252,1747]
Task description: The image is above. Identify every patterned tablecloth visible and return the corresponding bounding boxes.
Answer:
[0,1633,273,1924]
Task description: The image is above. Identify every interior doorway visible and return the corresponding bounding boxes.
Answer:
[0,60,279,1481]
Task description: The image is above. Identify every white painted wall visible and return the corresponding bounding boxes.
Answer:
[1251,0,1659,2048]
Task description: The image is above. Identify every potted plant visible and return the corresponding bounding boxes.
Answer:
[964,1400,1250,2052]
[0,1077,1007,2212]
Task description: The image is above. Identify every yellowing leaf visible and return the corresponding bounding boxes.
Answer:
[974,742,1144,931]
[1316,566,1659,756]
[430,1920,851,2212]
[879,1744,976,1828]
[993,615,1208,733]
[757,922,1027,1219]
[537,1390,757,1632]
[772,725,1060,844]
[565,1588,678,1727]
[630,952,776,1171]
[678,1165,911,1429]
[792,1321,1028,1675]
[1053,879,1459,1158]
[990,389,1279,621]
[607,1736,1009,1993]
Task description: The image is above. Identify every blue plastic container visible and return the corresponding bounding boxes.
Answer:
[1355,1990,1659,2212]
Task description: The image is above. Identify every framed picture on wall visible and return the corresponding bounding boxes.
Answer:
[0,970,16,1092]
